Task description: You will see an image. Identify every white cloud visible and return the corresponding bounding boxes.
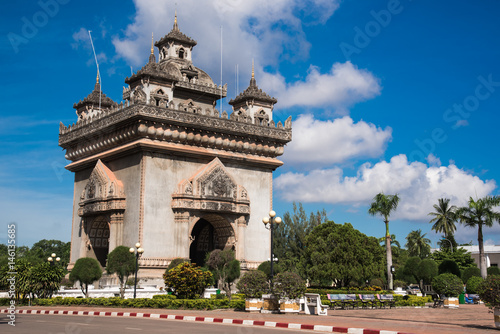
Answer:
[282,114,392,166]
[110,0,381,112]
[275,154,497,221]
[71,27,90,50]
[263,62,381,110]
[426,153,441,167]
[112,0,340,69]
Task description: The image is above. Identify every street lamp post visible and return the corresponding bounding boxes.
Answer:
[47,253,61,266]
[262,210,282,280]
[442,238,453,253]
[129,243,144,299]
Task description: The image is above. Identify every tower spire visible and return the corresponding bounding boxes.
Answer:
[150,32,154,55]
[250,59,256,87]
[148,32,156,63]
[173,10,179,31]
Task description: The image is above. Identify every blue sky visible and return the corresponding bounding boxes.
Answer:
[1,0,500,247]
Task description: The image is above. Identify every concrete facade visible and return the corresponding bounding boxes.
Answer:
[60,15,292,285]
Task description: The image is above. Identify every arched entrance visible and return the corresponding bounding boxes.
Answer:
[86,217,110,267]
[189,215,235,267]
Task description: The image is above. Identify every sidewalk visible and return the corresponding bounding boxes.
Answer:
[3,304,498,333]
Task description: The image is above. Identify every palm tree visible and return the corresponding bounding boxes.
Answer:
[405,229,431,259]
[368,192,400,290]
[428,198,457,250]
[456,196,500,278]
[378,234,400,248]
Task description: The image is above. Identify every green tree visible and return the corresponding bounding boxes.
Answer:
[402,257,421,284]
[236,270,269,298]
[466,276,483,294]
[456,196,500,278]
[29,239,71,267]
[368,192,400,290]
[438,259,461,277]
[273,203,327,275]
[430,247,475,272]
[69,258,103,297]
[106,246,136,298]
[300,221,384,287]
[0,259,32,301]
[163,262,213,299]
[206,249,240,298]
[405,229,431,259]
[432,273,463,297]
[438,234,458,252]
[378,234,401,248]
[488,267,500,276]
[257,261,282,280]
[29,262,65,298]
[462,266,481,284]
[419,259,438,286]
[429,198,457,251]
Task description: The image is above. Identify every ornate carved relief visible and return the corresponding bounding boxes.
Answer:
[78,160,126,217]
[172,158,249,215]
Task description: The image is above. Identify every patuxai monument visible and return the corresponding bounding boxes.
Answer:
[59,15,292,285]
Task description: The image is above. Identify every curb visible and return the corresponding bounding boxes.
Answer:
[1,309,414,334]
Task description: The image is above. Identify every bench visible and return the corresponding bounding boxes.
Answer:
[304,293,328,315]
[432,294,444,308]
[465,294,480,304]
[327,294,341,309]
[359,294,377,308]
[377,294,395,308]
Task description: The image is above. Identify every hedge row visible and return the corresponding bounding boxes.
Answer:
[0,297,245,310]
[306,288,390,297]
[319,294,432,307]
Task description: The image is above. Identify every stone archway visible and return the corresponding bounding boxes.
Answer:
[189,214,235,266]
[172,158,250,265]
[78,159,126,267]
[85,217,110,267]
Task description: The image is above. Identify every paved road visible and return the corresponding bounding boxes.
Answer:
[1,314,315,334]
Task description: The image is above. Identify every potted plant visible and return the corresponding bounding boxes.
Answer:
[431,273,463,308]
[273,271,307,313]
[478,275,500,328]
[236,270,269,312]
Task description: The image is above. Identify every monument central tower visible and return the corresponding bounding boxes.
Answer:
[59,15,292,284]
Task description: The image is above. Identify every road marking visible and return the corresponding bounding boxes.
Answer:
[125,327,142,331]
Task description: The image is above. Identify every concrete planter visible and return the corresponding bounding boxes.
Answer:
[245,298,263,312]
[494,307,500,329]
[280,299,300,313]
[261,294,280,313]
[444,297,459,308]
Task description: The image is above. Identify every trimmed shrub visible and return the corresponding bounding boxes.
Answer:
[466,276,483,294]
[432,273,463,297]
[462,266,481,283]
[273,271,306,300]
[163,262,213,299]
[438,260,461,277]
[487,267,500,276]
[236,270,269,298]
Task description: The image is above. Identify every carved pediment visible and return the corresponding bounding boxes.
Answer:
[78,160,126,216]
[172,158,249,214]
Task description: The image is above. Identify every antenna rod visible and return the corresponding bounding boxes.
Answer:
[220,25,223,114]
[88,30,101,110]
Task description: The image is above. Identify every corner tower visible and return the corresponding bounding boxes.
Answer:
[59,14,291,286]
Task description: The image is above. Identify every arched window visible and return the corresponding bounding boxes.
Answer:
[179,48,185,59]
